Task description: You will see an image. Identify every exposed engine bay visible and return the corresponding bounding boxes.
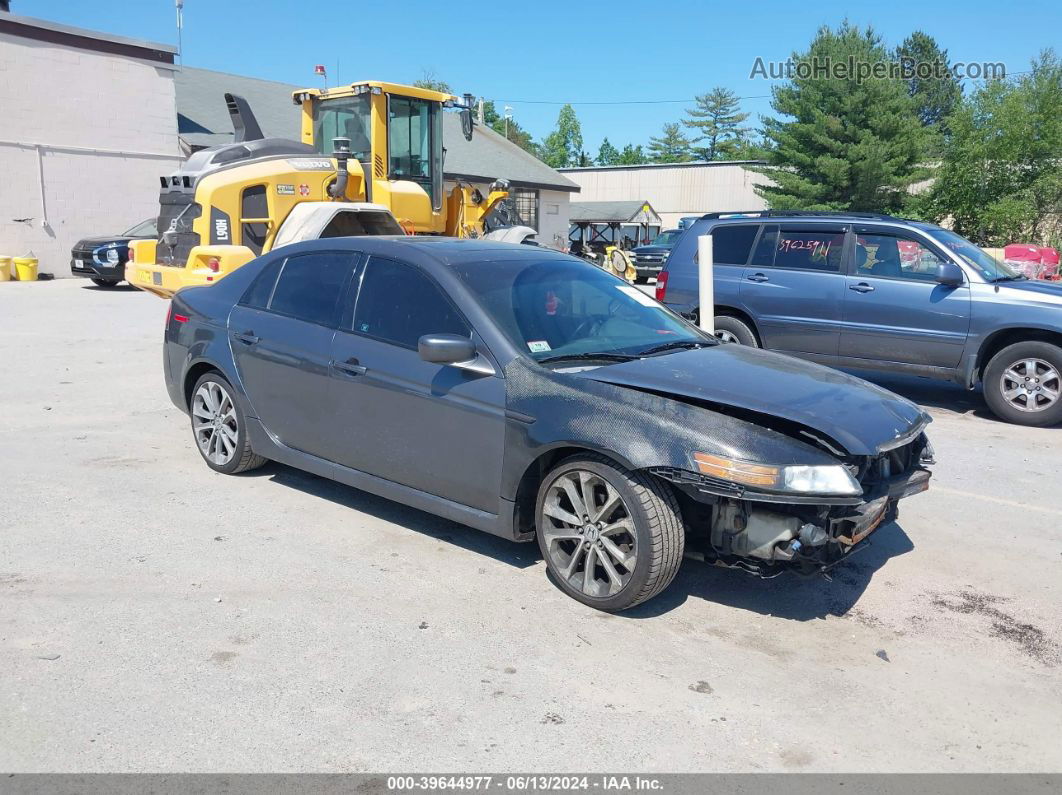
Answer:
[652,433,934,577]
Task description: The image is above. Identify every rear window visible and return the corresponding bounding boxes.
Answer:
[267,251,354,326]
[757,227,846,272]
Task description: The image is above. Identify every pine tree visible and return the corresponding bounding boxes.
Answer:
[757,22,930,212]
[895,32,962,129]
[540,104,584,168]
[682,87,751,160]
[647,123,693,163]
[596,138,620,165]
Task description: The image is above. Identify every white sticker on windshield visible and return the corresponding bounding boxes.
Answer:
[616,284,660,307]
[527,340,551,353]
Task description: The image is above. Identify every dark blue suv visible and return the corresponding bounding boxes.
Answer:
[657,211,1062,426]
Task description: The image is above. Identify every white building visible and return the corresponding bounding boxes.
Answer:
[0,11,181,276]
[558,161,771,231]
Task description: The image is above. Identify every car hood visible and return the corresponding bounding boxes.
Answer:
[73,236,139,249]
[632,244,672,256]
[991,279,1062,304]
[573,344,929,456]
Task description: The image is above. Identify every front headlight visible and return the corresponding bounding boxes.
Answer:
[692,453,861,496]
[105,247,120,264]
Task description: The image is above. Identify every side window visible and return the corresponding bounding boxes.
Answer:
[353,258,470,348]
[707,225,758,266]
[854,233,945,282]
[771,227,846,272]
[240,184,269,256]
[267,251,355,326]
[240,257,283,309]
[750,224,779,267]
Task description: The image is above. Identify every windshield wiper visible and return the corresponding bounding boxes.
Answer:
[637,340,715,356]
[538,352,640,365]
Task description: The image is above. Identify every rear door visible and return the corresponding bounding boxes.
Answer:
[840,226,971,368]
[228,250,358,456]
[738,223,848,360]
[325,256,506,513]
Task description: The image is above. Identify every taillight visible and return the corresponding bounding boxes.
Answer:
[207,257,220,272]
[127,246,135,264]
[655,270,669,302]
[173,313,189,324]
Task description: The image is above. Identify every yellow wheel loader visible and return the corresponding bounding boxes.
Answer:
[128,82,525,297]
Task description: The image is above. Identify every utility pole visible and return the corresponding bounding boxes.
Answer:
[174,0,184,65]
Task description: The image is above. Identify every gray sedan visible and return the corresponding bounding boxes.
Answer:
[164,237,933,611]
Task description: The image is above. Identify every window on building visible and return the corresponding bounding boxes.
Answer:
[512,188,539,231]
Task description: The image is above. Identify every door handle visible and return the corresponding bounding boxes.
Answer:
[233,331,259,345]
[849,283,875,293]
[331,359,367,376]
[746,273,769,283]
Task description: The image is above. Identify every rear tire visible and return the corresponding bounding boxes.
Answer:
[190,373,267,474]
[91,277,122,287]
[713,315,758,346]
[983,341,1062,426]
[535,453,684,611]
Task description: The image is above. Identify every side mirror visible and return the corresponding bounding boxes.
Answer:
[936,261,964,287]
[460,108,474,142]
[418,333,476,365]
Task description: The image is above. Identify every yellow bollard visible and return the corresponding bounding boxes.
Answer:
[0,256,12,282]
[13,255,39,282]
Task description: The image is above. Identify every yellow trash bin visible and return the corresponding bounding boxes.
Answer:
[13,255,38,282]
[0,256,12,282]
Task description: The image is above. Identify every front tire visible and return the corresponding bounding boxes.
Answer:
[535,454,684,611]
[90,277,122,287]
[190,373,267,474]
[983,341,1062,426]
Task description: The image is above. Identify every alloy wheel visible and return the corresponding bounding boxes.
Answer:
[192,381,239,465]
[541,470,638,599]
[999,358,1060,413]
[714,329,739,344]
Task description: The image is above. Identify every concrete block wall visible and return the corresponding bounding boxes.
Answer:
[0,31,181,276]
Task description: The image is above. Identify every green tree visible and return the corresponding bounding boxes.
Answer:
[895,32,962,129]
[616,143,647,165]
[412,70,451,93]
[596,137,620,165]
[682,87,751,160]
[757,21,930,212]
[540,104,584,168]
[921,50,1062,245]
[647,123,693,163]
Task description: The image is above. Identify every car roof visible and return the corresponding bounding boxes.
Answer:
[272,235,574,268]
[694,211,945,233]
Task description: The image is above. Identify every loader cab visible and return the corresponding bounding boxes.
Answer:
[296,81,462,233]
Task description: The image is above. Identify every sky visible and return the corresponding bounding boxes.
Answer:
[15,0,1062,155]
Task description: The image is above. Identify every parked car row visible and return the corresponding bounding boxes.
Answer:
[657,211,1062,427]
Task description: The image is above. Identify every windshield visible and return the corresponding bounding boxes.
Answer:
[312,95,372,160]
[453,258,706,362]
[124,218,157,238]
[924,227,1020,281]
[651,230,682,247]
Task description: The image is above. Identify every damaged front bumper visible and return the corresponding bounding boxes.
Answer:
[652,459,931,576]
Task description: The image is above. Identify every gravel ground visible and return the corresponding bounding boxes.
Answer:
[1,278,1060,772]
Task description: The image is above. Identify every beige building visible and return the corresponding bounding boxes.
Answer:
[558,161,771,230]
[0,11,181,276]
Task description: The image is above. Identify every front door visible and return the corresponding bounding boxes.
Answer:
[840,228,971,368]
[326,256,506,514]
[739,223,849,360]
[228,250,357,456]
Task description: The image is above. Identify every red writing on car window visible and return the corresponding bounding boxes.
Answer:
[778,238,832,258]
